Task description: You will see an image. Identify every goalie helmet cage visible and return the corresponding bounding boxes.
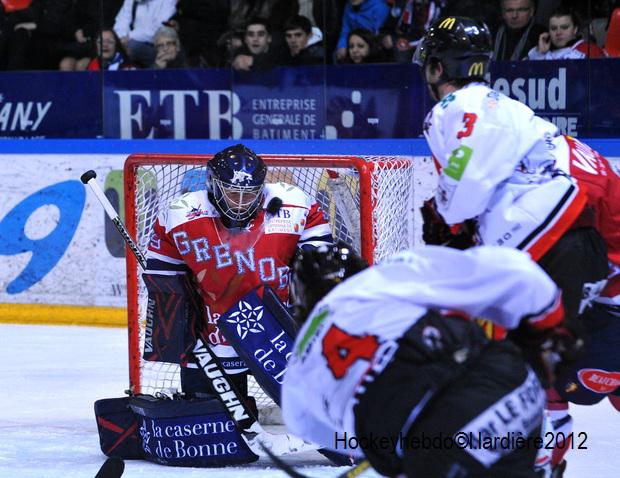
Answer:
[124,153,427,416]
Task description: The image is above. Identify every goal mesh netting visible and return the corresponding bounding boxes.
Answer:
[124,154,426,421]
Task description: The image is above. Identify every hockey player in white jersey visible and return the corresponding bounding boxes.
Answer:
[413,16,608,326]
[413,17,613,476]
[283,244,578,477]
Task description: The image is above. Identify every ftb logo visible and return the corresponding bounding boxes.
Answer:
[227,301,265,339]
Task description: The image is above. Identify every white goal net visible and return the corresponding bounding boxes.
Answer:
[124,153,435,422]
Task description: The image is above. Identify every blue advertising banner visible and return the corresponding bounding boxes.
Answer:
[103,69,233,139]
[233,66,326,140]
[0,72,101,138]
[325,63,426,138]
[1,60,619,139]
[489,60,588,137]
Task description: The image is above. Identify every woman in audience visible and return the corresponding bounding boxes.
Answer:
[343,28,383,64]
[150,25,187,69]
[528,7,607,59]
[86,29,133,71]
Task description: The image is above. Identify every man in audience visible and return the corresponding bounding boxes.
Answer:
[493,0,545,60]
[231,18,282,71]
[283,15,324,65]
[528,7,607,59]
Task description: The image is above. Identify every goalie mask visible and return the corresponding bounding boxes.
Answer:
[207,144,267,227]
[291,242,368,324]
[413,16,492,89]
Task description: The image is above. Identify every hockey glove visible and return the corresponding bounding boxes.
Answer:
[507,321,584,388]
[420,198,477,249]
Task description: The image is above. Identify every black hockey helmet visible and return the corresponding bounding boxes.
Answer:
[207,144,267,227]
[413,16,492,81]
[291,242,368,324]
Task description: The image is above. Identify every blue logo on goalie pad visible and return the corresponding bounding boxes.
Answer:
[129,396,257,467]
[218,285,297,405]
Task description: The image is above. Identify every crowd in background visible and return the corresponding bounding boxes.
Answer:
[0,0,619,72]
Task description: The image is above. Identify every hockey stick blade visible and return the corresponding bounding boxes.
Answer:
[259,442,313,478]
[260,442,372,478]
[94,457,124,478]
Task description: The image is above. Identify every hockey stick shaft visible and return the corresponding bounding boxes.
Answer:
[80,170,147,270]
[94,457,124,478]
[260,442,372,478]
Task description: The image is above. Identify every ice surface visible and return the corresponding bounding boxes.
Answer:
[0,324,617,478]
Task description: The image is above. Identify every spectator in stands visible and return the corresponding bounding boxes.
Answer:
[494,0,545,60]
[283,14,325,65]
[231,17,282,71]
[297,0,346,63]
[527,7,608,60]
[217,28,245,67]
[86,28,133,70]
[113,0,176,68]
[150,25,187,68]
[57,0,101,71]
[55,0,124,71]
[0,0,92,71]
[380,0,446,64]
[335,0,390,63]
[170,0,229,68]
[0,0,44,70]
[344,27,384,64]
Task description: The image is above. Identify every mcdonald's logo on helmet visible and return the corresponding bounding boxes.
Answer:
[438,17,456,29]
[468,62,485,76]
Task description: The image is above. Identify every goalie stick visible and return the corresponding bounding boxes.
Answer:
[94,457,124,478]
[81,169,318,458]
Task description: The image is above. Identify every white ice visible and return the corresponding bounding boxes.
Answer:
[0,324,617,478]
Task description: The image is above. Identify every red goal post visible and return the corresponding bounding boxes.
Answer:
[123,153,430,410]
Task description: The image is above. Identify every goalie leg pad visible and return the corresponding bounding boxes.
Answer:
[128,395,258,467]
[142,273,202,364]
[94,397,143,459]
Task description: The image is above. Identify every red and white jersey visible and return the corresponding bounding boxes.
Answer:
[145,182,332,350]
[527,39,608,60]
[282,246,562,452]
[553,135,620,306]
[423,82,586,261]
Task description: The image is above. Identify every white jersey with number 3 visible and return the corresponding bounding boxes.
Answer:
[282,246,562,452]
[423,82,586,261]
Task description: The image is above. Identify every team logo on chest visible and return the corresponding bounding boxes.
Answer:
[231,170,253,185]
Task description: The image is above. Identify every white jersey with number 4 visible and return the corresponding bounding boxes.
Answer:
[282,246,562,452]
[423,82,586,261]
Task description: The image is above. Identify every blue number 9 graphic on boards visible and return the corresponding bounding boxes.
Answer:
[0,180,85,294]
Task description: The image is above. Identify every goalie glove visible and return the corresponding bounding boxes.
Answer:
[420,198,478,249]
